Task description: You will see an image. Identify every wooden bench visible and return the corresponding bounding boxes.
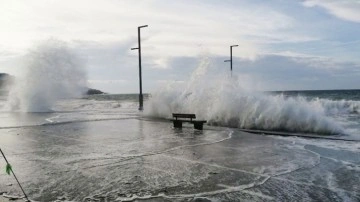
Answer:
[172,113,207,130]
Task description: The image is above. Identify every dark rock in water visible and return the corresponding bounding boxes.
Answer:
[0,73,9,79]
[0,73,14,95]
[86,88,105,95]
[0,73,14,89]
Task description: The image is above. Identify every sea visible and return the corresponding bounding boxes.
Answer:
[1,89,359,140]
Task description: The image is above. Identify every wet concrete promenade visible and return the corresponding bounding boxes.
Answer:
[1,118,359,201]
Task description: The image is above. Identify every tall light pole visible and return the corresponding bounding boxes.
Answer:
[131,25,148,111]
[224,45,238,75]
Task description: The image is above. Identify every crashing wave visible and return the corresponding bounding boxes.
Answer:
[6,39,87,112]
[145,58,345,135]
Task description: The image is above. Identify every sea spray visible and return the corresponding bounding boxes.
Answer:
[145,58,344,134]
[6,39,87,112]
[308,98,359,115]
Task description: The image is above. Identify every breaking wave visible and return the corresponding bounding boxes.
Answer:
[309,98,359,115]
[6,39,87,112]
[145,58,347,135]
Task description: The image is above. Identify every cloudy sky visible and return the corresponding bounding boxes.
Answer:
[0,0,360,93]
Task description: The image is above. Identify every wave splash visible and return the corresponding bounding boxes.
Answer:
[309,98,359,115]
[6,39,87,112]
[145,58,346,134]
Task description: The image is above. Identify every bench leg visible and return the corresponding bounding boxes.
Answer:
[173,120,183,128]
[194,123,203,130]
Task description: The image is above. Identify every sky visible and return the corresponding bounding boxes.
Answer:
[0,0,360,93]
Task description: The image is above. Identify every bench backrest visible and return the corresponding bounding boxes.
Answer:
[172,113,196,119]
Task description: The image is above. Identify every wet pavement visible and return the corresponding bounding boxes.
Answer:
[1,118,360,201]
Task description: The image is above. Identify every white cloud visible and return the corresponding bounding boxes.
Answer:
[0,0,312,60]
[156,80,184,84]
[303,0,360,23]
[150,58,169,69]
[88,79,127,84]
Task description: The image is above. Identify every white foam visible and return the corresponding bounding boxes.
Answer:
[5,39,87,112]
[310,98,360,115]
[145,58,344,134]
[274,135,360,153]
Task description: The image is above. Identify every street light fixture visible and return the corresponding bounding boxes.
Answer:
[131,25,148,111]
[224,45,238,74]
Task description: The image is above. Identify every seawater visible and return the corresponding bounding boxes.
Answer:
[145,88,359,139]
[100,91,360,139]
[272,89,360,138]
[5,39,87,113]
[1,89,359,141]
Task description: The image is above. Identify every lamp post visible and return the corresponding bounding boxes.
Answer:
[224,45,238,75]
[131,25,148,111]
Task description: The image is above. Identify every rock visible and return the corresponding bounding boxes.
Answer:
[86,88,105,95]
[0,73,14,92]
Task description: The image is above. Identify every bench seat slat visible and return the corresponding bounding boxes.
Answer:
[173,113,196,119]
[170,119,206,123]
